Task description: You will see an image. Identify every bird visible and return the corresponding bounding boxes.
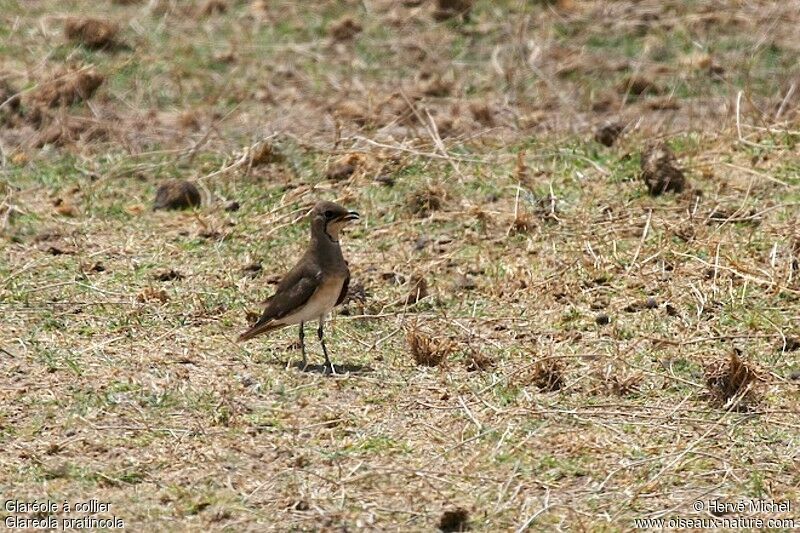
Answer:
[238,201,360,374]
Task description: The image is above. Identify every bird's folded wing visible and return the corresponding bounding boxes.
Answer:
[256,265,321,324]
[335,269,350,306]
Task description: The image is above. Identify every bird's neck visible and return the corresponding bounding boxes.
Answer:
[310,225,344,264]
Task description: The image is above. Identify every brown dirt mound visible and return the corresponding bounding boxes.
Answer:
[197,0,228,17]
[28,68,105,108]
[433,0,472,21]
[438,507,470,532]
[0,79,21,112]
[198,0,227,17]
[153,180,202,210]
[640,141,687,195]
[400,274,428,305]
[594,122,624,146]
[64,17,120,49]
[329,16,362,41]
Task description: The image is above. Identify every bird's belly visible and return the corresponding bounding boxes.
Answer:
[280,276,344,325]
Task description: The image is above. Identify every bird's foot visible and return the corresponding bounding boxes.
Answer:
[324,362,337,376]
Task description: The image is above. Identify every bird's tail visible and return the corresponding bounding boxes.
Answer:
[238,320,284,342]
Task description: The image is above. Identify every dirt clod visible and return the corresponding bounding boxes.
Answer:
[778,337,800,353]
[640,141,687,196]
[329,16,362,41]
[153,180,201,210]
[401,274,428,305]
[595,122,624,146]
[438,507,470,532]
[241,262,262,277]
[0,79,21,115]
[198,0,227,16]
[64,17,120,49]
[595,313,611,325]
[433,0,472,21]
[325,162,355,181]
[153,269,184,282]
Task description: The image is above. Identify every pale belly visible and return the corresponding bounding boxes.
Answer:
[278,275,345,325]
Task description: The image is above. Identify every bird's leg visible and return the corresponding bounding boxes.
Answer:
[318,319,335,375]
[299,322,307,369]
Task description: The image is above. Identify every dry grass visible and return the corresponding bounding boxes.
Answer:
[2,0,800,530]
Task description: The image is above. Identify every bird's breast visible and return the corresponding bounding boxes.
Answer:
[281,273,345,325]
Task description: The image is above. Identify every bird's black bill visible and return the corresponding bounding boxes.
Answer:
[340,211,360,222]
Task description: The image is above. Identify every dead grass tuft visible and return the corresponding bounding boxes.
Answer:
[704,352,764,407]
[64,17,120,49]
[438,507,470,532]
[33,116,108,147]
[468,102,495,126]
[407,184,446,216]
[28,68,104,108]
[527,359,565,392]
[335,99,372,126]
[598,364,642,396]
[511,212,536,234]
[616,74,661,97]
[153,180,201,210]
[640,141,687,196]
[249,141,285,166]
[419,74,454,97]
[325,153,365,181]
[407,327,453,367]
[464,349,494,372]
[52,197,79,217]
[136,287,169,302]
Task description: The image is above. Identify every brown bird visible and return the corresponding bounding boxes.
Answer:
[238,201,359,373]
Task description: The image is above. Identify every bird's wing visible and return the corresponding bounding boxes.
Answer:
[335,268,350,306]
[238,263,321,341]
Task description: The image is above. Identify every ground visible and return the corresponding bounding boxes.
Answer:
[1,0,799,531]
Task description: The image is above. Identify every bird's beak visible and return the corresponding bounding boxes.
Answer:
[340,211,360,222]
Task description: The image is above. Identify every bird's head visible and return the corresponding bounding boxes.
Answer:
[310,201,360,242]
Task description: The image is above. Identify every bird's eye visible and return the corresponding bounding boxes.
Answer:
[324,210,334,220]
